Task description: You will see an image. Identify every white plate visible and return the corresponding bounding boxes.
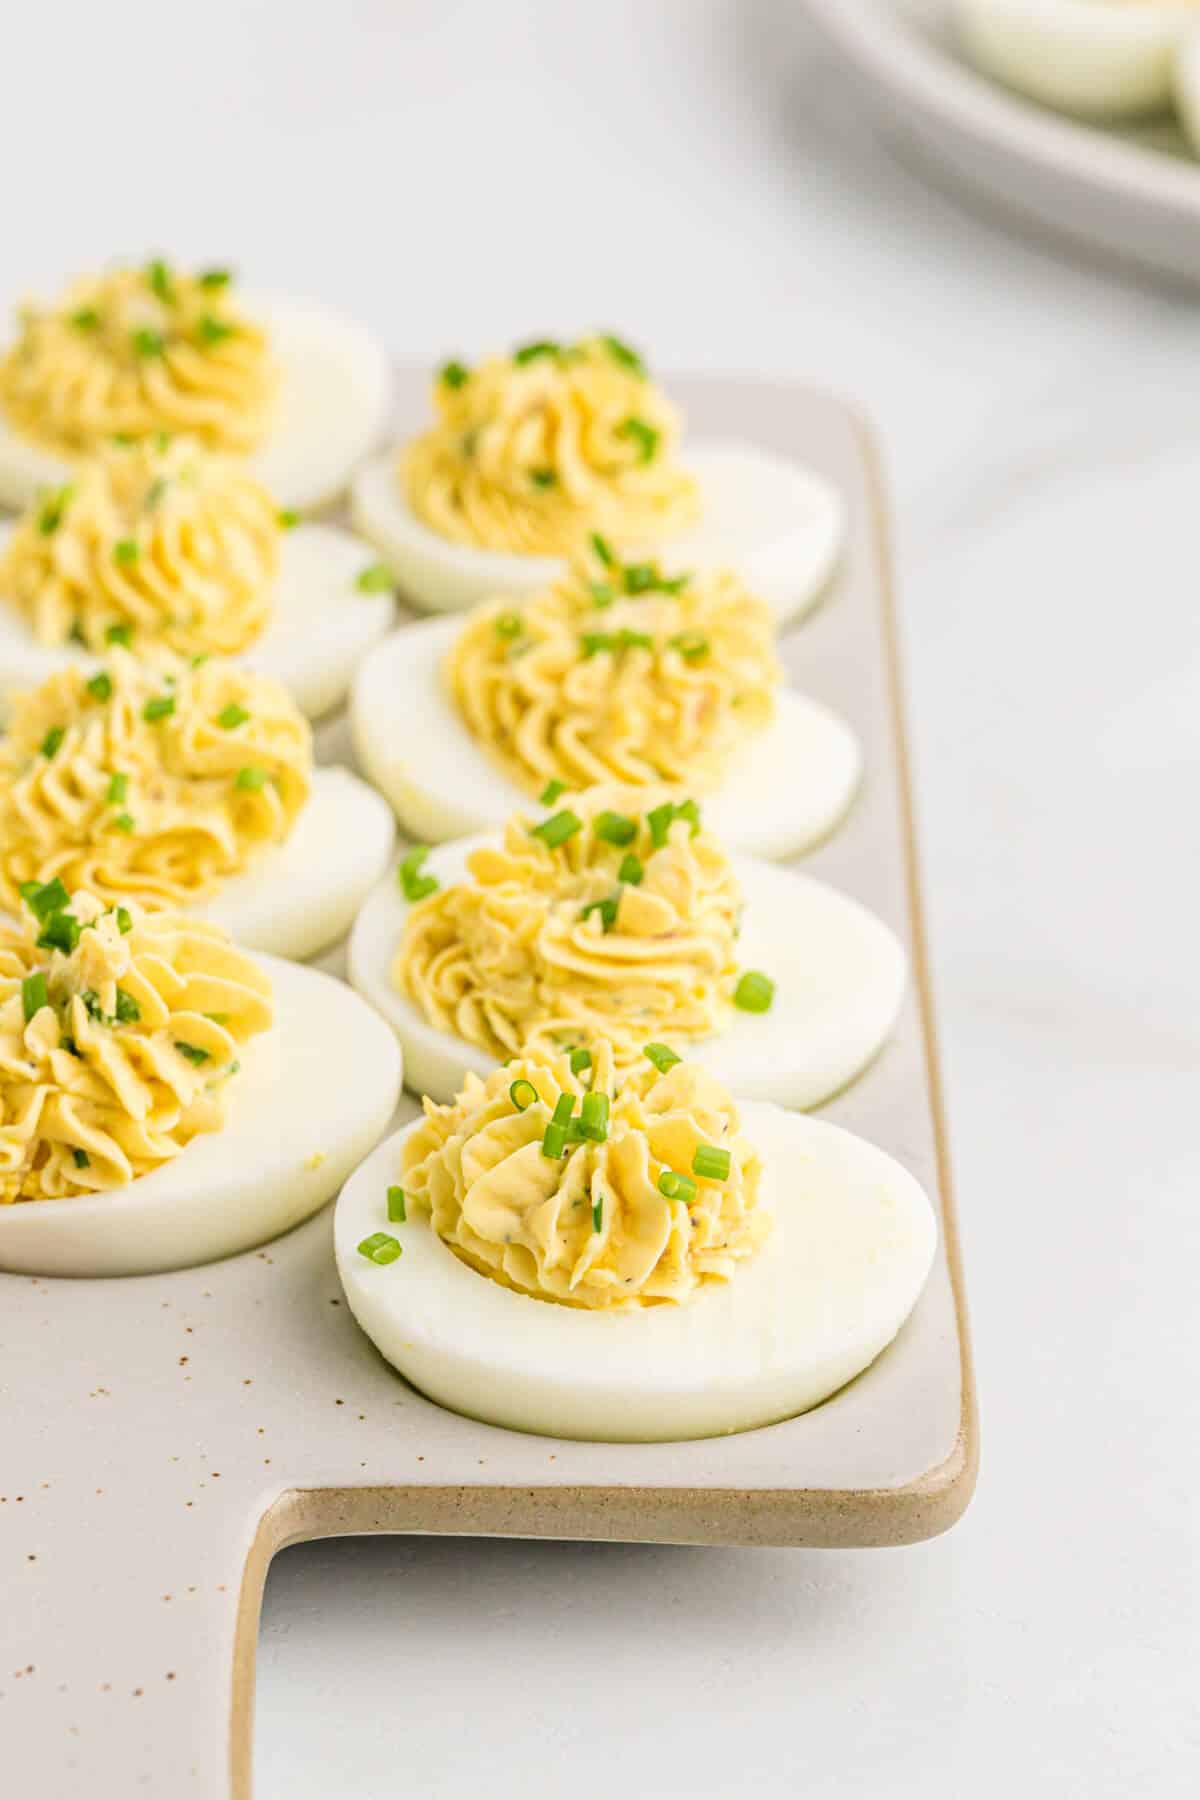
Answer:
[801,0,1200,289]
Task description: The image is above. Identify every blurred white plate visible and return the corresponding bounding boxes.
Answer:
[801,0,1200,288]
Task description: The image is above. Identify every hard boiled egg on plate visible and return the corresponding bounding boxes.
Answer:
[0,262,391,513]
[335,1088,936,1442]
[350,615,860,860]
[0,951,402,1278]
[955,0,1200,119]
[348,832,907,1109]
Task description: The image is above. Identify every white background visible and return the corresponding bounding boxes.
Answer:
[4,2,1197,1794]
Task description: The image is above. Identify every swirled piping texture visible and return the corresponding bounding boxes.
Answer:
[0,892,271,1204]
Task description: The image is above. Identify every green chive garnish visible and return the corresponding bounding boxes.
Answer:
[693,1145,731,1182]
[20,878,70,922]
[618,416,659,463]
[541,1121,568,1159]
[356,562,394,593]
[111,812,136,834]
[197,268,232,289]
[86,672,113,702]
[658,1169,696,1204]
[70,308,101,330]
[588,581,614,608]
[668,631,709,662]
[734,970,775,1013]
[115,907,133,935]
[114,539,139,566]
[593,811,636,847]
[552,1092,575,1127]
[581,632,615,658]
[398,844,438,902]
[600,334,646,376]
[623,562,657,595]
[114,988,140,1023]
[387,1186,407,1223]
[439,359,470,389]
[357,1231,402,1265]
[644,1042,681,1075]
[675,798,701,833]
[513,340,560,365]
[21,972,47,1022]
[539,778,566,806]
[175,1041,210,1066]
[41,726,65,758]
[581,893,619,933]
[509,1078,539,1111]
[494,612,523,640]
[72,1147,90,1169]
[37,485,73,534]
[37,911,80,956]
[196,315,235,346]
[529,467,556,489]
[142,694,174,722]
[530,809,582,849]
[592,1197,604,1233]
[105,623,133,647]
[146,259,174,304]
[590,532,615,567]
[277,508,300,529]
[234,766,267,792]
[569,1047,592,1075]
[580,1092,610,1142]
[647,801,675,849]
[131,327,164,357]
[618,853,643,885]
[217,703,249,730]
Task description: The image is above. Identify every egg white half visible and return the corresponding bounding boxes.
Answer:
[348,839,906,1109]
[350,617,861,860]
[0,520,394,721]
[201,765,394,961]
[335,1103,936,1442]
[0,294,391,514]
[955,0,1190,119]
[0,954,402,1278]
[351,438,844,626]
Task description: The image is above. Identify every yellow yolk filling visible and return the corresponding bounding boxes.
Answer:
[401,1042,768,1309]
[403,336,700,557]
[0,262,278,457]
[0,650,310,912]
[0,436,281,657]
[0,891,271,1204]
[447,557,780,797]
[394,786,741,1067]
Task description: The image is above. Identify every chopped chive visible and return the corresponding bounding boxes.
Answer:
[529,467,556,489]
[142,694,175,722]
[618,852,643,886]
[37,910,81,956]
[593,810,636,847]
[569,1047,592,1075]
[105,623,133,647]
[198,267,232,289]
[530,808,582,849]
[41,726,65,758]
[675,797,701,833]
[277,508,300,529]
[564,1118,589,1145]
[668,630,710,662]
[81,989,104,1019]
[387,1186,407,1223]
[357,1231,402,1265]
[114,539,139,566]
[660,571,691,595]
[356,562,394,593]
[541,1121,568,1159]
[658,1169,696,1204]
[494,612,523,640]
[217,703,250,730]
[115,907,133,935]
[617,416,659,463]
[37,485,73,534]
[620,628,653,652]
[174,1041,210,1066]
[513,339,560,365]
[539,778,566,806]
[588,581,614,608]
[552,1092,575,1127]
[590,531,614,567]
[131,327,165,357]
[86,672,113,702]
[398,844,439,902]
[734,970,775,1013]
[693,1144,731,1182]
[70,307,101,330]
[143,478,169,512]
[439,359,470,389]
[234,765,267,792]
[111,811,136,834]
[647,801,676,849]
[644,1042,681,1075]
[21,972,48,1022]
[509,1078,539,1111]
[114,987,139,1023]
[592,1197,604,1233]
[580,1091,610,1142]
[623,562,657,595]
[600,333,646,376]
[196,315,235,346]
[20,877,70,922]
[581,892,620,933]
[72,1147,90,1169]
[146,258,174,304]
[581,632,615,658]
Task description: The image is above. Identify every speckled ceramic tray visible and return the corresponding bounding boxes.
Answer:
[0,376,977,1799]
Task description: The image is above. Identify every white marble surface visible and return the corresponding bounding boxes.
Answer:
[2,3,1197,1796]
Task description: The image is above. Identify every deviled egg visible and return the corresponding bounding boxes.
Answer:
[0,650,393,960]
[0,888,401,1276]
[0,435,395,718]
[335,1044,936,1441]
[351,335,843,624]
[955,0,1200,120]
[351,550,860,859]
[0,259,390,512]
[348,785,905,1110]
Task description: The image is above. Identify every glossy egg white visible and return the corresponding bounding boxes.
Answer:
[351,439,845,626]
[348,838,906,1109]
[350,617,861,860]
[335,1104,937,1442]
[0,519,395,721]
[955,0,1193,118]
[0,954,402,1278]
[0,295,391,514]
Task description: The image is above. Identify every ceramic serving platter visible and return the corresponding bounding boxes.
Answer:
[801,0,1200,291]
[0,375,977,1800]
